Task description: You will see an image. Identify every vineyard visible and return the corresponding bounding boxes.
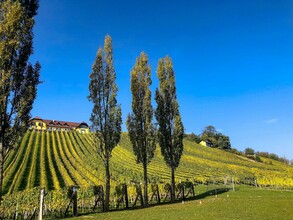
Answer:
[3,131,293,194]
[2,131,293,218]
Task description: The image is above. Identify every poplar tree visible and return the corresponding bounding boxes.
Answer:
[88,35,122,211]
[127,52,156,207]
[0,0,40,203]
[155,56,184,201]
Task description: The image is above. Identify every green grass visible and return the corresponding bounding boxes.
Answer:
[68,186,293,220]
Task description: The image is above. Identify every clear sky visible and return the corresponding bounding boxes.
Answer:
[30,0,293,159]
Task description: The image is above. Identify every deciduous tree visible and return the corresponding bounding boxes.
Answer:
[184,133,201,143]
[201,126,231,150]
[216,133,231,150]
[88,35,122,211]
[155,56,184,201]
[127,52,156,207]
[244,147,255,155]
[0,0,40,203]
[201,125,217,147]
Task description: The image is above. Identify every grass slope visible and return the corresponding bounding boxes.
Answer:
[67,186,293,220]
[3,131,293,195]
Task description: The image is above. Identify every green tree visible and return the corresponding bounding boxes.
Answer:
[201,125,217,147]
[244,147,255,155]
[0,0,40,203]
[127,52,156,207]
[268,153,279,161]
[216,133,231,150]
[201,126,231,150]
[88,35,122,211]
[184,133,201,143]
[155,56,184,201]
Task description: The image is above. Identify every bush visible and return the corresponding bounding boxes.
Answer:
[244,148,255,155]
[255,155,262,162]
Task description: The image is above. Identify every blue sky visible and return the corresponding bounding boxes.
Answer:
[30,0,293,159]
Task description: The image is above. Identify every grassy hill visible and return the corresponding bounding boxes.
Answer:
[3,131,293,195]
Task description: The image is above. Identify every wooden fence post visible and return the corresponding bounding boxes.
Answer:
[93,185,104,211]
[191,184,195,197]
[156,184,161,204]
[139,184,144,206]
[124,184,129,209]
[101,186,105,212]
[72,186,78,217]
[133,184,144,207]
[213,179,217,195]
[38,188,45,220]
[181,185,185,201]
[15,203,18,219]
[65,186,78,217]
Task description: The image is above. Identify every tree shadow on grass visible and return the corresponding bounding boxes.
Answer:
[68,187,234,218]
[194,187,232,200]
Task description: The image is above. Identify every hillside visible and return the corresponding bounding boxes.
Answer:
[3,131,293,195]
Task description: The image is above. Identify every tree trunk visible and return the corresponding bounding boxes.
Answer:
[104,158,110,212]
[171,166,175,201]
[0,142,3,205]
[143,161,148,207]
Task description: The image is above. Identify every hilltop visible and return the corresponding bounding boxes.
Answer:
[3,131,293,195]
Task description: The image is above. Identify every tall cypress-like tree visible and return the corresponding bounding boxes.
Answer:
[155,56,184,201]
[88,35,122,211]
[0,0,40,203]
[127,52,156,207]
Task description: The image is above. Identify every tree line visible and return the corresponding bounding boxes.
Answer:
[88,35,184,210]
[244,147,292,165]
[185,127,292,165]
[185,125,231,150]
